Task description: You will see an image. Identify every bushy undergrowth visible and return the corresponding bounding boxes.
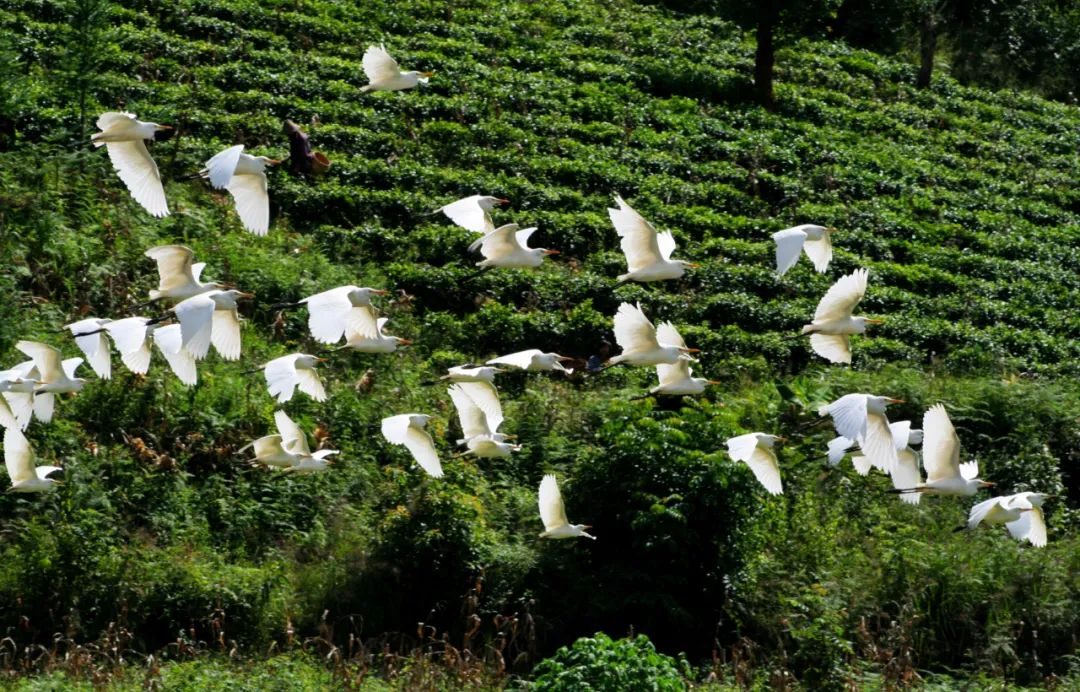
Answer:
[0,0,1077,687]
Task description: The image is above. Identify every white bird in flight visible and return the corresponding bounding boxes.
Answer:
[167,289,251,361]
[726,433,784,495]
[646,328,719,396]
[91,112,170,217]
[242,411,337,472]
[487,350,573,374]
[609,195,695,284]
[608,303,697,367]
[263,354,327,403]
[801,268,880,364]
[0,369,36,431]
[448,383,517,458]
[144,245,224,304]
[538,474,595,539]
[4,428,62,493]
[381,414,443,478]
[96,317,196,384]
[772,224,834,277]
[343,310,410,353]
[442,365,503,383]
[892,404,993,497]
[66,318,112,380]
[469,224,559,270]
[829,420,924,504]
[16,340,87,424]
[435,195,508,234]
[281,286,388,345]
[360,45,433,92]
[962,492,1052,546]
[819,393,902,474]
[200,145,281,236]
[151,324,198,385]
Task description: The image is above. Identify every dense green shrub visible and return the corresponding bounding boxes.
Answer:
[532,632,689,691]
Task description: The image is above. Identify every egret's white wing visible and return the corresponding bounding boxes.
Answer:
[889,420,913,450]
[813,268,868,322]
[105,140,168,217]
[302,287,354,343]
[264,355,301,403]
[959,461,979,481]
[448,384,490,440]
[772,228,806,277]
[152,324,197,385]
[656,231,677,262]
[145,245,196,293]
[67,318,111,379]
[850,453,873,476]
[16,341,63,381]
[33,393,54,424]
[820,394,869,442]
[34,465,62,480]
[173,295,215,360]
[381,414,414,444]
[312,449,339,461]
[438,195,495,234]
[95,111,136,132]
[204,145,243,189]
[892,449,922,504]
[363,44,401,83]
[922,404,960,483]
[514,227,538,250]
[404,426,443,478]
[61,358,83,380]
[655,322,687,350]
[967,497,1004,529]
[827,436,854,466]
[809,333,851,364]
[1006,507,1046,547]
[539,474,570,531]
[458,381,502,434]
[274,410,310,455]
[296,366,327,402]
[0,398,19,431]
[227,171,270,236]
[487,350,541,370]
[609,196,663,273]
[860,412,898,474]
[803,234,833,273]
[725,433,760,463]
[655,359,691,388]
[613,303,660,353]
[106,318,152,374]
[345,304,382,342]
[210,308,242,360]
[470,224,519,258]
[743,447,783,495]
[4,427,35,484]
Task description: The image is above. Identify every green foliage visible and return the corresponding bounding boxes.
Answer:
[532,632,689,691]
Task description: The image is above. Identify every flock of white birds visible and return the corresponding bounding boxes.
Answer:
[0,46,1057,547]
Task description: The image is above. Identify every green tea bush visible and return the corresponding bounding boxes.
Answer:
[531,632,689,691]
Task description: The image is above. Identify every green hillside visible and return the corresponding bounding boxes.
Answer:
[0,0,1078,687]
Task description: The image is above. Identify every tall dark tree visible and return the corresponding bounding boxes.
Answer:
[724,0,842,110]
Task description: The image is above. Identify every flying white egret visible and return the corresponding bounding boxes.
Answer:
[468,224,558,269]
[1003,492,1053,547]
[435,195,508,234]
[99,317,153,375]
[143,245,224,304]
[66,318,112,380]
[167,289,251,361]
[447,383,517,458]
[892,404,993,497]
[242,434,303,469]
[538,474,595,539]
[16,341,87,424]
[3,428,62,493]
[801,268,881,364]
[772,224,834,277]
[609,195,695,284]
[282,450,339,474]
[0,369,37,431]
[726,433,784,495]
[360,45,433,92]
[442,365,503,383]
[200,145,281,236]
[91,112,170,217]
[343,310,410,353]
[381,414,443,478]
[242,411,337,472]
[819,393,902,474]
[964,496,1028,534]
[831,421,924,504]
[487,350,574,374]
[271,286,388,345]
[262,354,327,403]
[608,303,698,367]
[646,325,719,396]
